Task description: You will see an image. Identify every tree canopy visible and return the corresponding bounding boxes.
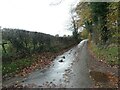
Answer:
[75,2,119,46]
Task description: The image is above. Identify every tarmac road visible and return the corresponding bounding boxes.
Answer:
[3,39,94,88]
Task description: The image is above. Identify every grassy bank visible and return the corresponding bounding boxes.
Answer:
[2,28,79,80]
[2,57,33,78]
[88,41,119,66]
[2,44,77,80]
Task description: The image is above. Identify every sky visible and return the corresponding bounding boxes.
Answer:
[0,0,80,36]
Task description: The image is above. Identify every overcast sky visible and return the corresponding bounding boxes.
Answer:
[0,0,80,36]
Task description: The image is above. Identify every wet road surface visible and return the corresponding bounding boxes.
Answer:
[3,39,94,88]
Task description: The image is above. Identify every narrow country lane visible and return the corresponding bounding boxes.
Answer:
[1,1,119,89]
[3,39,94,88]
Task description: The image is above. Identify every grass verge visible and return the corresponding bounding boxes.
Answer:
[2,57,33,78]
[2,44,77,80]
[88,41,119,66]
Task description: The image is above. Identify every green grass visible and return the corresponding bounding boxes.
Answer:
[2,57,33,76]
[2,40,77,78]
[90,42,119,66]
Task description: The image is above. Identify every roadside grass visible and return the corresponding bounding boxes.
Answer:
[2,45,59,77]
[89,41,119,66]
[2,43,77,79]
[2,57,33,76]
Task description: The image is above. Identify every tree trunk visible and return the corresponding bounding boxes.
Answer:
[2,43,7,53]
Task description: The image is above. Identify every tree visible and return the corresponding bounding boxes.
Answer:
[75,2,119,47]
[90,2,110,45]
[69,9,80,43]
[107,2,119,44]
[55,34,59,37]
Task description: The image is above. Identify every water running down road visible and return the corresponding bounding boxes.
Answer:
[19,39,93,88]
[3,39,94,88]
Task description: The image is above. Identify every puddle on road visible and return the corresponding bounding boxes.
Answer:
[90,71,118,88]
[90,71,109,83]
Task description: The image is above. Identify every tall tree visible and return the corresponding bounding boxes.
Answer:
[90,2,110,45]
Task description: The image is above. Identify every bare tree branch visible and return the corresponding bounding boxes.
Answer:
[49,0,64,6]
